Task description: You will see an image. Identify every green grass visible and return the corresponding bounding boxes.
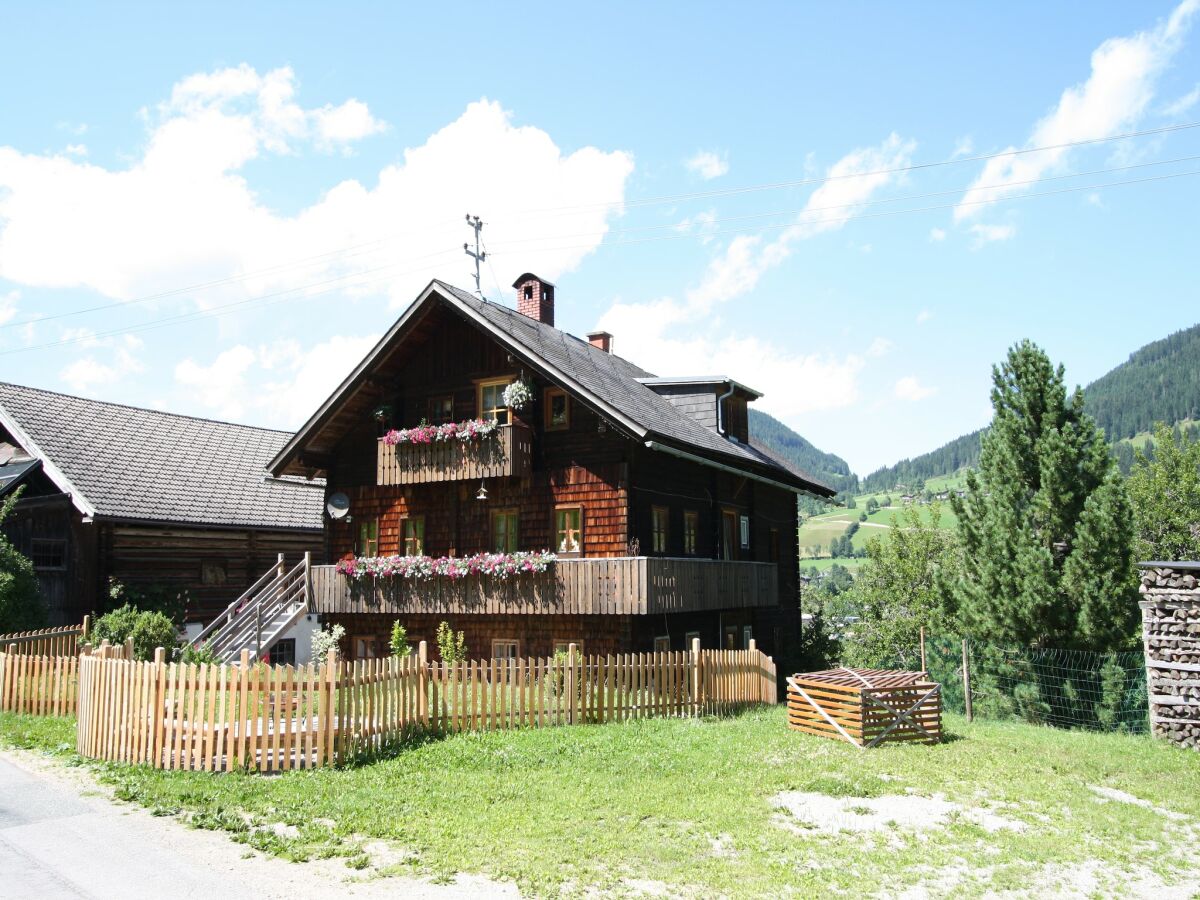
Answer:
[799,502,959,561]
[4,709,1199,897]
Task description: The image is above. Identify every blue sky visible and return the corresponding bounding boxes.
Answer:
[1,2,1198,475]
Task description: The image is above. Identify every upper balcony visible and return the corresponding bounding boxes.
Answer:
[376,423,532,486]
[310,556,779,617]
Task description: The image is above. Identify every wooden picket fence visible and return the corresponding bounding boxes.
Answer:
[0,650,84,716]
[76,641,777,772]
[0,618,89,657]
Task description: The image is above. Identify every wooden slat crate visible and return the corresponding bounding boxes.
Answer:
[786,667,941,748]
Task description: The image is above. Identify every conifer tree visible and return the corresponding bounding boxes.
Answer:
[947,341,1138,651]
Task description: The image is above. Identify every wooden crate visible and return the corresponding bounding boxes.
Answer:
[786,668,941,748]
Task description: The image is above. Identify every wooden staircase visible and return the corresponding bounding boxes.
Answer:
[194,553,311,663]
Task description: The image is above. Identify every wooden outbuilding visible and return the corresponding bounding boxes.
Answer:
[786,667,941,748]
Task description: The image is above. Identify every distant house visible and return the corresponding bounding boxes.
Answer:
[263,275,836,662]
[0,383,324,626]
[900,494,915,503]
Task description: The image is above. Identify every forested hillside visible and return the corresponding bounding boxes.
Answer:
[1083,323,1200,440]
[748,409,856,493]
[859,429,984,494]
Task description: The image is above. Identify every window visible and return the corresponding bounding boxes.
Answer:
[544,388,570,431]
[742,626,753,650]
[685,630,701,649]
[724,626,738,650]
[721,510,738,560]
[683,510,699,556]
[553,640,583,656]
[477,378,513,425]
[651,506,669,555]
[654,636,671,653]
[430,395,454,424]
[30,539,66,570]
[359,518,379,557]
[353,635,380,660]
[739,515,751,550]
[491,508,519,553]
[201,560,227,586]
[401,517,425,556]
[492,639,520,660]
[554,506,583,556]
[267,639,296,666]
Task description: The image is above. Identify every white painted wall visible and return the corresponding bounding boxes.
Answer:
[184,614,323,665]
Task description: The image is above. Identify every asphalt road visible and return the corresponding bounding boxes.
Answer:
[0,751,513,899]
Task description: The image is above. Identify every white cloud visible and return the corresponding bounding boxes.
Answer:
[894,376,936,401]
[0,66,633,312]
[952,136,974,158]
[175,334,380,426]
[685,150,729,180]
[59,335,145,392]
[1163,83,1200,116]
[916,309,932,324]
[594,135,915,418]
[969,223,1016,248]
[64,144,87,157]
[867,337,892,358]
[0,290,17,326]
[929,227,947,242]
[955,0,1198,221]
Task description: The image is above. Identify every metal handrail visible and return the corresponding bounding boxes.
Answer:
[202,557,308,657]
[194,554,285,645]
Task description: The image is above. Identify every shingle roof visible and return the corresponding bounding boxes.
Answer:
[0,382,324,530]
[438,282,834,496]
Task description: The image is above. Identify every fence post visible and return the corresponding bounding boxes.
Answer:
[566,643,578,726]
[276,552,286,578]
[326,646,340,764]
[82,615,91,641]
[417,641,428,726]
[962,638,973,723]
[691,637,703,715]
[124,637,134,661]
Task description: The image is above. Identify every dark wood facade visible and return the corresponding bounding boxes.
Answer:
[314,301,803,662]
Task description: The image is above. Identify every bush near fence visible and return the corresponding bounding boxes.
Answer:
[75,641,777,773]
[915,635,1147,733]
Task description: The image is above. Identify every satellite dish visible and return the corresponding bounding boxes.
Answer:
[327,492,351,520]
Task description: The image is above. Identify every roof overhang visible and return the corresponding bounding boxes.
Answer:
[636,376,763,399]
[0,402,96,518]
[268,281,650,477]
[644,440,831,500]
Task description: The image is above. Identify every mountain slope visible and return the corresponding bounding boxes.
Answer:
[860,322,1200,491]
[748,408,856,493]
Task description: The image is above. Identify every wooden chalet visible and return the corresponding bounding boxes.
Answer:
[0,383,324,625]
[269,275,835,662]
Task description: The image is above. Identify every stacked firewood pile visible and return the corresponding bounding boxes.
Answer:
[1140,563,1200,749]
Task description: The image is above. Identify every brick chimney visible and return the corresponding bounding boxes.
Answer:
[587,331,613,353]
[513,273,555,326]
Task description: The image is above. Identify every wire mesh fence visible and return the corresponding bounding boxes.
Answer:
[917,635,1148,734]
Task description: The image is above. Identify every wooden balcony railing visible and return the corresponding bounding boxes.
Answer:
[376,423,532,486]
[310,557,779,617]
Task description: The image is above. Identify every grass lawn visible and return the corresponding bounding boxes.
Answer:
[3,709,1199,897]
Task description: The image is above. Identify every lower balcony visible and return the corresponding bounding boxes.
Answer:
[309,557,779,616]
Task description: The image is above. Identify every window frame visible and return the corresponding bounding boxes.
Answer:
[742,625,754,650]
[30,538,67,571]
[491,638,520,660]
[552,639,584,656]
[739,514,751,550]
[684,630,701,649]
[401,516,425,557]
[554,505,584,558]
[476,377,514,425]
[543,387,570,432]
[358,517,379,558]
[267,638,296,666]
[430,394,455,424]
[653,635,671,653]
[490,507,520,553]
[721,509,739,561]
[200,559,228,586]
[651,505,669,555]
[683,510,699,556]
[352,634,380,660]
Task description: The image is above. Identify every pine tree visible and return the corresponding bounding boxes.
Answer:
[946,341,1138,651]
[1127,423,1200,562]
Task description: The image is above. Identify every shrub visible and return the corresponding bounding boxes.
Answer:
[436,621,467,663]
[0,488,44,632]
[107,577,189,625]
[312,623,345,667]
[179,640,220,665]
[389,621,411,658]
[92,604,178,661]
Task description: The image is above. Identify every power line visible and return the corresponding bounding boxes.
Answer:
[507,120,1200,216]
[486,153,1200,249]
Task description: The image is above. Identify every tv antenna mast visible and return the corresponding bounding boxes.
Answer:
[463,214,486,300]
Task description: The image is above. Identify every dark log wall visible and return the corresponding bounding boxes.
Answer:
[99,523,323,623]
[4,493,97,626]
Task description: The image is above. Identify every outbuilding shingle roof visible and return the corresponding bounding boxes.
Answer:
[0,382,323,530]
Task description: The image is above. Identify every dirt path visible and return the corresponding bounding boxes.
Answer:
[0,748,516,899]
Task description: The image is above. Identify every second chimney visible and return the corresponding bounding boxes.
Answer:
[513,273,555,326]
[587,331,613,353]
